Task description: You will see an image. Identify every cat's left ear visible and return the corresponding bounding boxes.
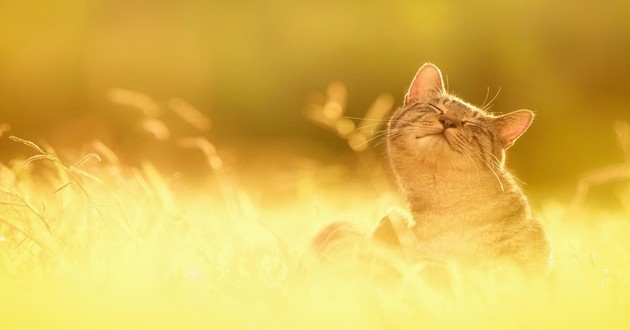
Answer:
[493,110,534,149]
[404,63,445,105]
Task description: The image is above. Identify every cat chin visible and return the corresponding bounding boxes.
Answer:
[391,144,476,171]
[392,134,463,164]
[413,134,458,154]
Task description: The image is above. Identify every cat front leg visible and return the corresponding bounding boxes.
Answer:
[371,208,417,257]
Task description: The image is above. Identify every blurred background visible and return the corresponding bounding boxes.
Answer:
[1,0,629,204]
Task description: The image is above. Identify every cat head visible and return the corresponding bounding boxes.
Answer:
[388,63,533,170]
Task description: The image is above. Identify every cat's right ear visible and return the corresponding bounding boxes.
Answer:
[493,110,534,149]
[404,63,445,105]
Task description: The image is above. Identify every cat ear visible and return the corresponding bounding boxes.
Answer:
[493,110,534,149]
[404,63,445,105]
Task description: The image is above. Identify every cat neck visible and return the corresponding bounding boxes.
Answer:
[394,161,525,214]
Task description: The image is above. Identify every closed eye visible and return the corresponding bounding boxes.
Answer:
[461,121,482,128]
[427,103,443,114]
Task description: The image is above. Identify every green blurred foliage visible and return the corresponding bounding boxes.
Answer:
[1,0,630,199]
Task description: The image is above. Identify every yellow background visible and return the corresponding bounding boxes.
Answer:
[1,0,629,202]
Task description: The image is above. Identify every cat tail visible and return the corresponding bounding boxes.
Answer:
[311,221,368,262]
[310,220,404,282]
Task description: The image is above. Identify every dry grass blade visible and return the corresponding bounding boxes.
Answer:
[70,153,102,170]
[306,84,395,152]
[107,88,161,117]
[23,154,58,167]
[53,181,76,195]
[168,98,212,131]
[0,201,28,207]
[92,140,120,165]
[572,121,630,208]
[304,105,337,130]
[251,219,295,275]
[0,123,10,137]
[141,118,170,141]
[572,164,630,208]
[358,93,394,137]
[304,83,349,133]
[177,137,223,170]
[82,204,116,209]
[323,81,347,120]
[12,193,53,233]
[9,136,46,154]
[69,167,105,185]
[0,216,47,251]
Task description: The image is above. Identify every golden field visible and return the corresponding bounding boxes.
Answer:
[2,1,630,328]
[0,128,629,329]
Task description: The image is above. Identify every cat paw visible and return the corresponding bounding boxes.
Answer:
[371,208,415,249]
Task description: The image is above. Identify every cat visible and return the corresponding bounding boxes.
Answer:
[313,63,550,274]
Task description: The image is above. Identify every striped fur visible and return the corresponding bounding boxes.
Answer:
[388,64,550,272]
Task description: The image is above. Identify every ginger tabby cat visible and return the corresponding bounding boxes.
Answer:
[313,63,550,274]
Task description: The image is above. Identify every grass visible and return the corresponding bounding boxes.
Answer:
[0,137,628,330]
[1,92,629,329]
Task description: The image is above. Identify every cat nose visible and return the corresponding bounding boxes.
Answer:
[438,114,458,129]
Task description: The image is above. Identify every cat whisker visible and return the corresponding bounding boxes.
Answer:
[352,132,389,150]
[377,127,426,144]
[371,134,391,149]
[357,124,383,132]
[356,124,390,135]
[482,86,502,111]
[345,116,389,122]
[480,86,490,109]
[364,130,391,135]
[453,134,482,181]
[466,145,527,186]
[461,143,505,192]
[388,128,428,135]
[455,137,502,189]
[484,151,524,183]
[482,158,505,192]
[364,128,421,149]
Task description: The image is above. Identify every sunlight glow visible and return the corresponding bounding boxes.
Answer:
[1,128,629,329]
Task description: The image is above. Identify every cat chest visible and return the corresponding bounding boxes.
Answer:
[410,208,526,262]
